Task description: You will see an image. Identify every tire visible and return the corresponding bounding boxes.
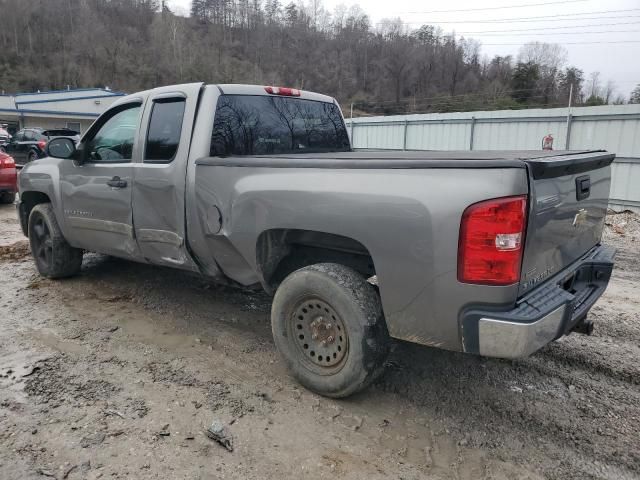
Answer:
[27,150,38,164]
[0,192,15,204]
[271,263,390,398]
[28,203,83,279]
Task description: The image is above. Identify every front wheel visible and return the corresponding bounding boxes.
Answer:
[271,263,390,398]
[28,203,83,278]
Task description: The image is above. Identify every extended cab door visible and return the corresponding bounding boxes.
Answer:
[131,84,202,271]
[59,102,143,259]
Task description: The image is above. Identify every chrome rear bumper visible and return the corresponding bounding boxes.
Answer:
[462,244,615,359]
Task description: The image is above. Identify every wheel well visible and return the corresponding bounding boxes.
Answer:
[18,191,51,236]
[256,229,376,292]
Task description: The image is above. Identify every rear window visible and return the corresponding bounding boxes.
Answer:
[210,95,350,157]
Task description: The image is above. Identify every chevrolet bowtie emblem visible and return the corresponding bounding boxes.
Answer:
[573,208,588,227]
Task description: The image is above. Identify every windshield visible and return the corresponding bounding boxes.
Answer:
[210,95,350,156]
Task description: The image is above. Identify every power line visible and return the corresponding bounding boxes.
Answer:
[462,28,640,37]
[377,14,640,25]
[456,20,640,34]
[399,0,587,14]
[374,10,640,25]
[481,39,640,46]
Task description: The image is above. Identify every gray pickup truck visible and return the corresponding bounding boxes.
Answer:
[17,83,615,397]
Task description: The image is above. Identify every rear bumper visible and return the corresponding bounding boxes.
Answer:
[461,244,615,358]
[0,166,17,192]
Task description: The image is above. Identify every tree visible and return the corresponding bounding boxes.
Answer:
[557,67,583,104]
[284,2,298,26]
[584,95,606,106]
[0,0,621,116]
[588,71,602,98]
[518,42,567,71]
[604,80,616,104]
[630,84,640,104]
[511,62,539,103]
[518,42,567,105]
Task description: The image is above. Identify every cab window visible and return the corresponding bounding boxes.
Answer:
[210,95,350,157]
[144,98,186,163]
[85,104,141,163]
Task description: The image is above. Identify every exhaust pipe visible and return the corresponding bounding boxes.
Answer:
[572,319,594,336]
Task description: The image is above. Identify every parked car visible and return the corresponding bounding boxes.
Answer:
[0,124,11,149]
[0,151,17,203]
[3,127,80,166]
[17,83,616,397]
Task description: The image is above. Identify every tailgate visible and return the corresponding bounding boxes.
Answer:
[519,151,614,295]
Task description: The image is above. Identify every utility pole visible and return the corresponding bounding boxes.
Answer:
[565,83,574,150]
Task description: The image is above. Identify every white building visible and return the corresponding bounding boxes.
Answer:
[0,87,125,136]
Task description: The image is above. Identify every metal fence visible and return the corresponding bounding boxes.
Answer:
[345,104,640,212]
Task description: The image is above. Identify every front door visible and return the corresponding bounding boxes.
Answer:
[60,102,143,259]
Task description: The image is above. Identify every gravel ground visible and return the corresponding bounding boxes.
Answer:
[0,203,638,480]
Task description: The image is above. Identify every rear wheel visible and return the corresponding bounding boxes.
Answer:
[28,203,83,278]
[271,263,390,398]
[27,150,38,164]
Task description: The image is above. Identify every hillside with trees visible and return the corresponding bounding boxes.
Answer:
[0,0,632,115]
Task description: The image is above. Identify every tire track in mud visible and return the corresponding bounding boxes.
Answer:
[374,343,640,479]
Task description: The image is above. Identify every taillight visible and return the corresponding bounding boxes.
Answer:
[264,86,301,96]
[458,195,528,286]
[37,140,47,151]
[0,154,14,168]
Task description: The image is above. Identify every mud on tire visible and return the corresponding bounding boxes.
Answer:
[28,203,83,278]
[271,263,390,398]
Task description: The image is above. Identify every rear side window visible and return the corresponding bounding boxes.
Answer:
[210,95,350,157]
[145,98,186,162]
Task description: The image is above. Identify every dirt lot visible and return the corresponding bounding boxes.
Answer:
[0,203,638,480]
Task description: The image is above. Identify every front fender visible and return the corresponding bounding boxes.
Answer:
[18,158,67,235]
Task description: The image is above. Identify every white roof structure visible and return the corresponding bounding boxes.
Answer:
[0,88,125,132]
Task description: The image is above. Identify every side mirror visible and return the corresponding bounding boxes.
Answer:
[46,137,77,160]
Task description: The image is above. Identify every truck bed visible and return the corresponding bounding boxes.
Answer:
[196,150,613,175]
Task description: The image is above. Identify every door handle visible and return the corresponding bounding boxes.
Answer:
[107,176,127,188]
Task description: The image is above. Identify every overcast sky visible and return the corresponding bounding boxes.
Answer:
[167,0,640,97]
